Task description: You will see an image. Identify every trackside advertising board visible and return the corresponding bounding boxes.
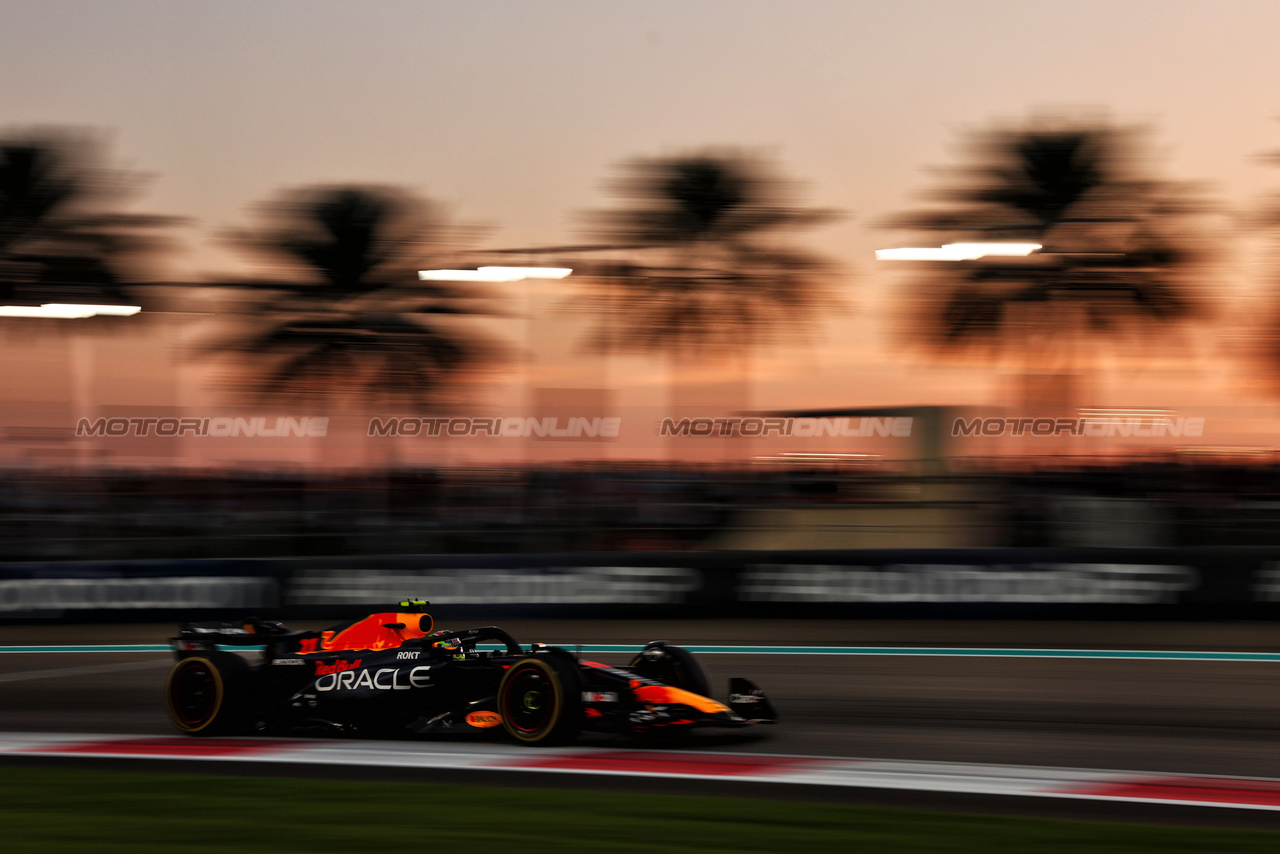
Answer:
[1,549,1279,622]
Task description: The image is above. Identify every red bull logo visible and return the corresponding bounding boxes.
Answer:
[315,659,362,676]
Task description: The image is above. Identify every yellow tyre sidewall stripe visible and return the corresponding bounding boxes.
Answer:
[501,658,564,744]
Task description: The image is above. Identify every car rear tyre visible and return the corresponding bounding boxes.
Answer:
[165,653,251,736]
[498,654,582,745]
[627,645,710,697]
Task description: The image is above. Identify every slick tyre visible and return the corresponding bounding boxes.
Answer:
[627,645,710,697]
[165,653,251,736]
[498,654,582,746]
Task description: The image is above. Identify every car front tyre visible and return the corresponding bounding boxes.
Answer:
[627,645,710,697]
[497,655,582,746]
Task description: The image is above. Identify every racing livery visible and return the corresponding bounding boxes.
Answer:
[165,602,776,744]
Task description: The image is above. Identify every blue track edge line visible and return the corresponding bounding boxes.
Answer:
[0,645,173,653]
[3,644,1280,661]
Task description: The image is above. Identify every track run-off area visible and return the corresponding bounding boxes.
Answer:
[3,732,1280,814]
[1,620,1278,826]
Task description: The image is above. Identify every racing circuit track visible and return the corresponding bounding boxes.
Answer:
[2,620,1279,828]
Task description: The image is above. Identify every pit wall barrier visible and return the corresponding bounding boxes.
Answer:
[1,549,1278,623]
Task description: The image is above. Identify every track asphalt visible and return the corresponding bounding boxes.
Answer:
[1,621,1277,828]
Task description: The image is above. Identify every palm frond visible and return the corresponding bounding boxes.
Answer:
[204,185,506,405]
[890,119,1209,359]
[577,151,842,353]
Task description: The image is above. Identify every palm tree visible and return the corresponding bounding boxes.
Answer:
[579,150,839,353]
[1254,141,1280,397]
[0,129,174,308]
[888,118,1209,408]
[206,185,502,405]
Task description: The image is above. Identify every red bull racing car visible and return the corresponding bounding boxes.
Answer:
[165,601,776,745]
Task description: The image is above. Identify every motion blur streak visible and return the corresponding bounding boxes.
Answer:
[875,243,1042,261]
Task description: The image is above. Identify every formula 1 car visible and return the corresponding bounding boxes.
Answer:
[165,602,777,744]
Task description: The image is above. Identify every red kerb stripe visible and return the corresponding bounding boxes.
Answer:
[1070,777,1280,807]
[26,737,305,757]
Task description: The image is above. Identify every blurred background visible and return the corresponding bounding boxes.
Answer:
[1,1,1280,596]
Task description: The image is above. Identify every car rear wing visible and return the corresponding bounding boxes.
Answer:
[170,619,311,653]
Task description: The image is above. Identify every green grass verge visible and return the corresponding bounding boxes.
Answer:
[0,766,1276,853]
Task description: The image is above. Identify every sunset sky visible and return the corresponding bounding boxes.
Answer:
[4,0,1280,439]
